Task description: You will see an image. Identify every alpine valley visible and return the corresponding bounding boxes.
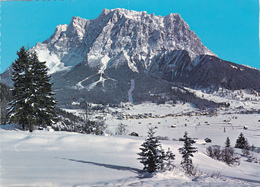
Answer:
[1,8,260,107]
[2,8,260,187]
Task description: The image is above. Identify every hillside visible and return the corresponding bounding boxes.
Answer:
[1,109,260,186]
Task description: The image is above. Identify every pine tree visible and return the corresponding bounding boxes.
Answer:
[163,148,175,171]
[138,126,165,173]
[30,51,57,127]
[225,137,231,147]
[8,47,34,130]
[0,83,11,125]
[235,133,249,150]
[8,47,57,131]
[180,131,197,175]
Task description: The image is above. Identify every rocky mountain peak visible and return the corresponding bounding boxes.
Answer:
[43,24,68,44]
[4,8,257,106]
[103,8,148,18]
[33,8,216,74]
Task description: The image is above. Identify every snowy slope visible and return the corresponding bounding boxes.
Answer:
[182,87,260,111]
[31,43,72,74]
[1,105,260,186]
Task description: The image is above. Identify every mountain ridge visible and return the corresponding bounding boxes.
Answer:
[1,8,259,106]
[35,8,216,74]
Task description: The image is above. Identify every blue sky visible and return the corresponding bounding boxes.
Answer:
[0,0,259,73]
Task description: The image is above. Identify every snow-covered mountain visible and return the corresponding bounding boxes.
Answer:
[1,8,260,106]
[33,8,215,74]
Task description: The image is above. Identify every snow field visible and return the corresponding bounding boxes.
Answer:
[1,113,260,186]
[1,102,260,186]
[107,113,260,147]
[1,130,142,186]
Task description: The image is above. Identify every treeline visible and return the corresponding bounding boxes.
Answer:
[134,86,221,109]
[0,83,12,125]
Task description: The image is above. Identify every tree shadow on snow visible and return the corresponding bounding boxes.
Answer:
[227,176,260,185]
[55,157,142,174]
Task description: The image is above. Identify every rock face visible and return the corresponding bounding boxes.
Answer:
[1,8,260,106]
[33,8,214,73]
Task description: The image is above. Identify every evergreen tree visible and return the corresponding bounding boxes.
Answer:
[30,51,57,127]
[8,47,34,130]
[0,83,11,125]
[180,131,197,175]
[163,148,175,171]
[138,126,165,173]
[225,137,231,147]
[8,47,57,131]
[235,133,249,150]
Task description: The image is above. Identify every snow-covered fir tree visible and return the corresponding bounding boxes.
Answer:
[8,47,57,131]
[163,148,175,171]
[29,51,57,127]
[0,83,11,125]
[8,47,34,130]
[235,133,249,150]
[225,137,231,147]
[138,126,165,173]
[180,131,197,175]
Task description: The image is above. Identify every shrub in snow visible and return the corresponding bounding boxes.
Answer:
[206,145,221,160]
[242,148,250,156]
[138,126,166,173]
[221,147,240,166]
[246,154,260,164]
[85,120,107,135]
[115,123,128,135]
[130,132,139,136]
[156,136,170,141]
[180,131,197,176]
[206,145,240,166]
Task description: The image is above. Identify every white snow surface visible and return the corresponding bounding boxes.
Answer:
[1,102,260,186]
[182,87,260,111]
